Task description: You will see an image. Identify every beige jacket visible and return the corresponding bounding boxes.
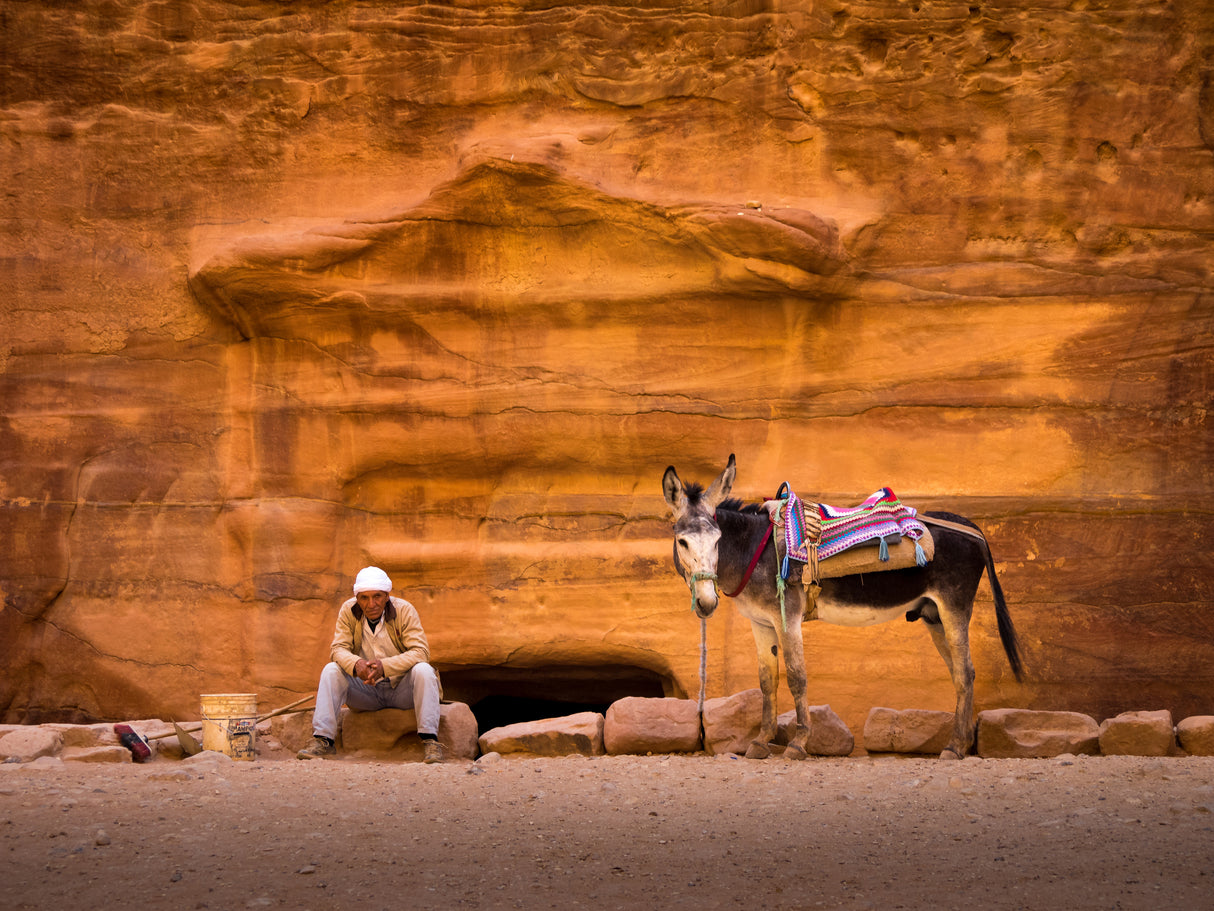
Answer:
[329,595,430,687]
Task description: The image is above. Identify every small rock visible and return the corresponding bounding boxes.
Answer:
[863,707,954,755]
[95,831,111,846]
[1177,716,1214,756]
[976,709,1100,758]
[478,712,605,758]
[1098,710,1176,757]
[604,697,701,755]
[702,690,762,756]
[0,728,64,763]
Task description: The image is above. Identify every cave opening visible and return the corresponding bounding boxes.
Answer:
[437,664,677,734]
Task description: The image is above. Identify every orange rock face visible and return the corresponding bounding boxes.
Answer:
[2,1,1212,739]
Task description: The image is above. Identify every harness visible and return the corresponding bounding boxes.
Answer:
[723,522,773,599]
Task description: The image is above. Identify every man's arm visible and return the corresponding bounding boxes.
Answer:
[378,598,430,679]
[329,600,364,678]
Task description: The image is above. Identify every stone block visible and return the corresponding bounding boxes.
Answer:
[342,703,479,760]
[777,706,855,756]
[269,710,318,754]
[0,728,64,762]
[976,708,1100,758]
[604,697,701,755]
[1176,716,1214,755]
[863,707,954,755]
[478,711,605,758]
[44,723,119,749]
[62,746,133,763]
[702,689,762,756]
[1098,710,1176,756]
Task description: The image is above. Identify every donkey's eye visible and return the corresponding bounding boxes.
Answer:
[677,538,690,550]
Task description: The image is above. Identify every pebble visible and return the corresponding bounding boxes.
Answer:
[94,830,111,846]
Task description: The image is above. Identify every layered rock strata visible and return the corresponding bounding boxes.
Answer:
[1,1,1211,737]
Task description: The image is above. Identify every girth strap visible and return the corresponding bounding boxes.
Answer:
[917,514,988,543]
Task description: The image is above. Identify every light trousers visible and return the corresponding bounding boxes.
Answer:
[311,660,441,741]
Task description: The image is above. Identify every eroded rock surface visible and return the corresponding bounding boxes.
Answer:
[1,1,1212,735]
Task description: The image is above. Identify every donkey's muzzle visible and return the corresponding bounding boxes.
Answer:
[689,572,719,618]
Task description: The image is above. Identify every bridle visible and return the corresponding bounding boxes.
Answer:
[683,570,718,614]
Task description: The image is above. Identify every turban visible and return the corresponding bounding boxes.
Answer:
[353,566,392,595]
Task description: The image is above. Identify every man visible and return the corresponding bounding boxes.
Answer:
[297,566,444,763]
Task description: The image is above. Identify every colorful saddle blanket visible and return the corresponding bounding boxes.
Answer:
[818,487,929,561]
[770,485,931,584]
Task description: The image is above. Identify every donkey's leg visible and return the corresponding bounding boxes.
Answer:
[777,612,813,761]
[745,621,781,759]
[925,605,976,759]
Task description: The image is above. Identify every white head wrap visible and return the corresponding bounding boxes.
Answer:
[352,566,392,595]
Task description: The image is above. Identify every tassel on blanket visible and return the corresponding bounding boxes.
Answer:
[804,503,822,585]
[915,540,928,567]
[879,536,890,562]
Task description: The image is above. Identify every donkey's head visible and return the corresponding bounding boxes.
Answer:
[662,453,736,618]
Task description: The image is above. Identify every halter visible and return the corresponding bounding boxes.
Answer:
[684,570,718,614]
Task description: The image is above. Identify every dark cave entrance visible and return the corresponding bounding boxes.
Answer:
[437,664,677,734]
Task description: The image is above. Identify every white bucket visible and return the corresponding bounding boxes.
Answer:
[200,693,258,760]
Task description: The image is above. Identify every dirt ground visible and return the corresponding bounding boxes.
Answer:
[3,750,1213,911]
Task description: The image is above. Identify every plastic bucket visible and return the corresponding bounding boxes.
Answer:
[200,693,258,760]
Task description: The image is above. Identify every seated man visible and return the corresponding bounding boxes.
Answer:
[298,566,444,763]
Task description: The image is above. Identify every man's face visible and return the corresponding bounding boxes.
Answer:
[356,590,389,621]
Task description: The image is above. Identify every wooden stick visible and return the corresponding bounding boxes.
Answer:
[145,694,315,741]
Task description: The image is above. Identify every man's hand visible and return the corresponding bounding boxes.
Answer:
[354,659,385,685]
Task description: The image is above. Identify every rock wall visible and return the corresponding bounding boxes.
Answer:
[2,0,1212,735]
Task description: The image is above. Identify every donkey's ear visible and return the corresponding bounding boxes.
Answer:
[662,465,686,513]
[703,453,736,509]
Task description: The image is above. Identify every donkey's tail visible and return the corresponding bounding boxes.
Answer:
[981,537,1023,682]
[922,513,1024,682]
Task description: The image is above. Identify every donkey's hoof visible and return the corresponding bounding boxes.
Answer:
[939,748,964,761]
[782,743,809,761]
[744,740,772,760]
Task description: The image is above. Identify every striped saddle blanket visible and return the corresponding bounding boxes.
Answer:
[773,486,930,581]
[818,487,929,561]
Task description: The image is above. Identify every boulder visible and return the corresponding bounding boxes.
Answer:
[0,728,64,763]
[976,709,1100,758]
[702,689,762,756]
[478,712,605,758]
[1098,710,1176,757]
[342,703,479,760]
[1176,716,1214,756]
[777,706,855,756]
[604,697,701,755]
[863,708,954,756]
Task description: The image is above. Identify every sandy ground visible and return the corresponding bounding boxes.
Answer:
[3,751,1213,911]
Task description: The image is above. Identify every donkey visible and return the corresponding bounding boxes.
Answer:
[663,454,1022,759]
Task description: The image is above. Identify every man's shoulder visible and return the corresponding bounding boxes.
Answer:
[389,595,417,614]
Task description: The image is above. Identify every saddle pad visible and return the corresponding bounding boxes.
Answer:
[818,487,929,560]
[817,527,935,579]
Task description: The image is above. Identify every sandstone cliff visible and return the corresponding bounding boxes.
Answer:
[2,0,1211,737]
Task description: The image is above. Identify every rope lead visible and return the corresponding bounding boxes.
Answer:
[698,616,708,745]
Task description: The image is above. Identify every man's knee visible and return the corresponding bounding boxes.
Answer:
[319,661,347,686]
